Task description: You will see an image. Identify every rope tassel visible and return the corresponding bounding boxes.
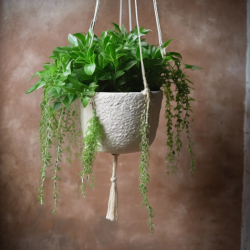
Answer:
[106,154,119,221]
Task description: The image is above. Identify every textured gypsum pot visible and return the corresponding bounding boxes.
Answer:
[80,91,163,154]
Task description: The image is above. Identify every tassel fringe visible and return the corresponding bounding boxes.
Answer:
[106,154,119,221]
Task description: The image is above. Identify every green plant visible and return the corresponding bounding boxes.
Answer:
[139,103,154,235]
[26,22,201,232]
[80,109,103,196]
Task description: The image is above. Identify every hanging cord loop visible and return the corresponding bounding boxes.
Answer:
[106,154,119,221]
[152,0,165,57]
[89,0,100,31]
[128,0,132,31]
[119,0,123,29]
[89,0,100,46]
[134,0,151,124]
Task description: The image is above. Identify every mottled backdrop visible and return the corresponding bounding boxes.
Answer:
[0,0,246,249]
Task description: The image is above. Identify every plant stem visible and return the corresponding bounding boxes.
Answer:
[52,108,64,214]
[80,109,102,196]
[38,99,53,205]
[139,103,155,235]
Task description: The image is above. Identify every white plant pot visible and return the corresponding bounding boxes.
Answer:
[80,91,163,154]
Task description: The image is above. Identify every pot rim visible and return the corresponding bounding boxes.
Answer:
[94,90,162,94]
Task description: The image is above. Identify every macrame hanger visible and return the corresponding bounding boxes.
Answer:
[89,0,163,222]
[134,0,151,125]
[106,1,135,222]
[106,154,119,221]
[152,0,166,57]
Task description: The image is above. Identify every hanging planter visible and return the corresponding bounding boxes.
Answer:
[26,0,201,234]
[81,91,163,154]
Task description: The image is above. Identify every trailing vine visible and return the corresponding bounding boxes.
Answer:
[65,109,73,166]
[139,103,155,235]
[164,60,196,175]
[52,108,65,214]
[79,109,102,196]
[38,96,57,205]
[26,22,201,233]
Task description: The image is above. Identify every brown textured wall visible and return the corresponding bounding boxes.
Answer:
[0,0,246,249]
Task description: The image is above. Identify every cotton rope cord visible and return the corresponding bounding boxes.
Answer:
[89,0,100,31]
[119,0,123,29]
[90,95,96,108]
[89,0,100,46]
[134,0,151,125]
[128,0,132,31]
[106,154,119,221]
[152,0,166,57]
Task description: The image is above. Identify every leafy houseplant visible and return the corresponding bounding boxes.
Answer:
[26,23,201,234]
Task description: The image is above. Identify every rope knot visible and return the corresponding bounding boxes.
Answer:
[110,177,117,182]
[141,88,151,101]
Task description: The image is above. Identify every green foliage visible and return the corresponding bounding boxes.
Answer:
[139,103,155,235]
[26,23,196,106]
[36,79,82,210]
[52,108,65,214]
[79,109,102,196]
[26,22,201,232]
[38,98,54,205]
[164,59,196,174]
[64,104,83,165]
